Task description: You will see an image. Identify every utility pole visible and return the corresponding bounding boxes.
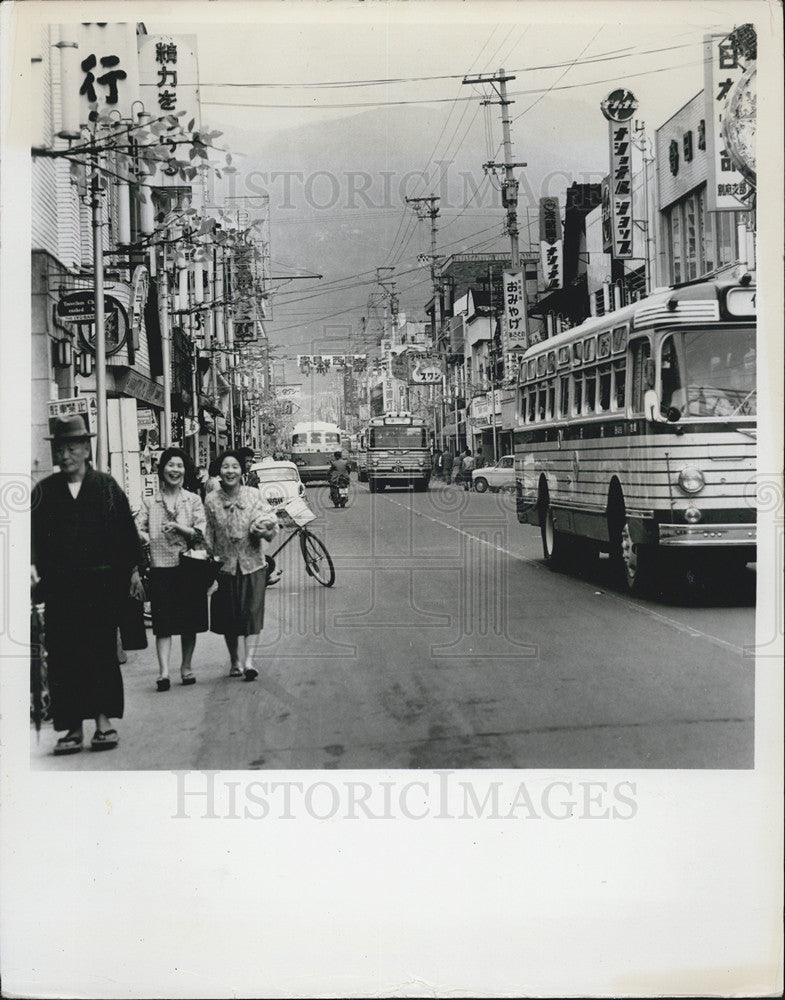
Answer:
[90,135,108,471]
[406,195,443,445]
[462,68,530,342]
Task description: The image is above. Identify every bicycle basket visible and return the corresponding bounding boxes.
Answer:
[277,495,316,528]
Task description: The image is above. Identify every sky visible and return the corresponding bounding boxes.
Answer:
[136,5,750,350]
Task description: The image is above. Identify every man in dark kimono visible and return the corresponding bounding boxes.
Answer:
[31,416,144,755]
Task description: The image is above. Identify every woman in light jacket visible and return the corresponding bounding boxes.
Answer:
[204,450,278,681]
[136,447,208,691]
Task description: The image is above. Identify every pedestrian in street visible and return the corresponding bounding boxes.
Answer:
[456,448,475,490]
[239,446,260,488]
[31,416,145,756]
[442,448,454,485]
[204,456,222,495]
[135,447,208,691]
[204,450,278,682]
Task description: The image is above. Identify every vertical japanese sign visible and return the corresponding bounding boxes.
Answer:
[600,88,638,259]
[538,198,563,291]
[77,23,140,124]
[138,35,201,130]
[704,32,750,211]
[600,176,613,253]
[502,270,527,352]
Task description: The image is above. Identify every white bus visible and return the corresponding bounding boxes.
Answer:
[515,274,756,594]
[360,413,432,492]
[290,420,342,483]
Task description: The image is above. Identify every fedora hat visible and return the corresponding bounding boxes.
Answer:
[45,415,95,442]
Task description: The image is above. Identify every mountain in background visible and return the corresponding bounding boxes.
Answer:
[206,97,609,351]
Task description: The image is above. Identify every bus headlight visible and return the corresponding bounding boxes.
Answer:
[677,467,705,494]
[417,457,424,466]
[684,505,702,523]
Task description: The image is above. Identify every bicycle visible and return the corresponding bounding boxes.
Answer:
[268,496,336,588]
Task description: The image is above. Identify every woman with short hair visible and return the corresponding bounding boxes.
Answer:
[204,450,278,681]
[135,447,208,691]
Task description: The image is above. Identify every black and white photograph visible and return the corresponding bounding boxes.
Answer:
[1,0,782,996]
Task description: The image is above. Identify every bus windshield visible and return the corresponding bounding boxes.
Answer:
[660,327,756,418]
[369,426,427,448]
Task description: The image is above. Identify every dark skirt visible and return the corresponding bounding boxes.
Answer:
[210,565,266,636]
[43,567,124,731]
[148,565,209,637]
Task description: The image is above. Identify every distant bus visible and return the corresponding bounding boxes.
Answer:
[514,274,756,594]
[360,412,431,492]
[290,421,342,483]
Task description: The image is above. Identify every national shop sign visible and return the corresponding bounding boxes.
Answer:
[538,197,563,291]
[600,88,637,259]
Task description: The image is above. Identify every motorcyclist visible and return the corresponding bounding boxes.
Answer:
[328,450,350,504]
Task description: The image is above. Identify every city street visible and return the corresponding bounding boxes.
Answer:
[32,480,755,771]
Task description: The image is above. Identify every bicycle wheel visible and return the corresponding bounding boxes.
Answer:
[299,529,336,587]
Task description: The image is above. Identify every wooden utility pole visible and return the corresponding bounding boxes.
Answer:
[462,68,530,342]
[406,196,445,445]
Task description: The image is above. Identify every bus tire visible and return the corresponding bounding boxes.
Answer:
[473,477,489,493]
[608,495,657,595]
[539,491,569,567]
[358,469,367,483]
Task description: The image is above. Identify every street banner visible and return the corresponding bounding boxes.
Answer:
[502,270,528,351]
[538,197,563,291]
[75,23,140,126]
[601,88,638,259]
[138,34,201,131]
[600,176,613,253]
[703,31,754,210]
[297,354,366,373]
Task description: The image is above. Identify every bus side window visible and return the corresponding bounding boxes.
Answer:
[572,372,583,415]
[630,339,651,413]
[546,379,556,420]
[612,360,626,410]
[659,335,683,411]
[584,369,597,413]
[537,384,547,421]
[559,375,570,417]
[598,364,612,412]
[527,387,537,423]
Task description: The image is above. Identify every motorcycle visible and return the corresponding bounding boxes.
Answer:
[329,474,350,508]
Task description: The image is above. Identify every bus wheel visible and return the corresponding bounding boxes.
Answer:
[473,477,489,493]
[610,508,656,595]
[358,470,367,483]
[540,494,569,566]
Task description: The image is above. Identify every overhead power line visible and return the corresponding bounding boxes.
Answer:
[198,42,694,90]
[202,55,707,110]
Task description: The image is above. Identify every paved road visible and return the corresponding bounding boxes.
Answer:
[32,480,755,770]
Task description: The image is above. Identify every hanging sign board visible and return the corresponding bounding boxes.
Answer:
[703,32,753,211]
[538,197,563,291]
[502,270,528,352]
[601,88,638,259]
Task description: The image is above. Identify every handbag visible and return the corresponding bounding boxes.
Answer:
[179,550,223,589]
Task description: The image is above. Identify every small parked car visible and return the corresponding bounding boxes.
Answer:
[472,455,515,493]
[249,458,306,508]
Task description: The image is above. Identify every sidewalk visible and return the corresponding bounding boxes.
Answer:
[30,621,261,769]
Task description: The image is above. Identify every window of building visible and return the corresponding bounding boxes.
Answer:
[664,184,740,283]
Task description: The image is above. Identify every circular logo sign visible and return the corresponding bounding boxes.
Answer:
[77,296,129,357]
[601,88,639,122]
